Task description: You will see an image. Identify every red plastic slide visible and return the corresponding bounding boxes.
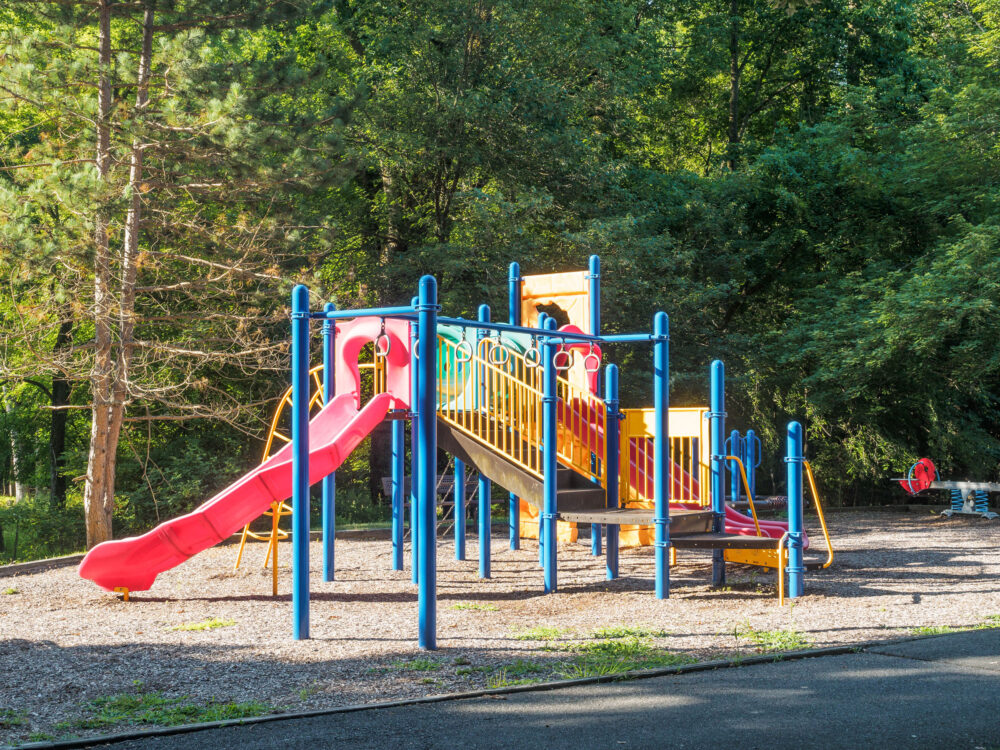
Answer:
[78,392,392,593]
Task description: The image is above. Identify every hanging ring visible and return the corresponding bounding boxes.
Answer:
[524,340,542,368]
[454,337,474,364]
[554,348,573,372]
[375,320,391,358]
[488,340,511,366]
[583,344,601,374]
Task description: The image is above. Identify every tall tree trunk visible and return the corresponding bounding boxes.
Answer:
[83,0,115,547]
[49,320,73,508]
[726,0,741,171]
[2,389,27,503]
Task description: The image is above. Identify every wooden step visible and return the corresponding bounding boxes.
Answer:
[558,508,714,535]
[670,533,781,551]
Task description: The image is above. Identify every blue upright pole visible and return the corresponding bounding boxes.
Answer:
[321,303,337,582]
[537,311,549,568]
[454,458,466,561]
[409,297,420,584]
[653,313,670,599]
[729,429,741,507]
[291,284,311,640]
[605,363,620,581]
[391,416,405,571]
[588,254,602,557]
[477,304,492,579]
[508,262,521,551]
[786,421,805,599]
[746,429,759,500]
[542,317,559,594]
[710,360,726,587]
[416,276,439,650]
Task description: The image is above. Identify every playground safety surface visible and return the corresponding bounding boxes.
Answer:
[2,510,999,746]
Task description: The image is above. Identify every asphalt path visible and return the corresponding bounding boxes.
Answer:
[82,629,1000,750]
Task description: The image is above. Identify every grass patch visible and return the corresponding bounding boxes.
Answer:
[486,669,544,689]
[167,617,236,632]
[59,687,271,730]
[736,624,811,653]
[591,625,667,640]
[390,658,442,672]
[450,602,499,612]
[1,587,17,595]
[511,626,573,641]
[911,625,958,636]
[0,708,27,728]
[554,637,696,678]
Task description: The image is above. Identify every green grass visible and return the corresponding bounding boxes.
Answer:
[390,658,442,672]
[555,637,696,678]
[167,618,236,632]
[0,708,27,728]
[2,587,18,595]
[591,625,667,640]
[735,624,811,653]
[57,687,271,731]
[511,626,573,641]
[911,625,960,636]
[451,602,500,612]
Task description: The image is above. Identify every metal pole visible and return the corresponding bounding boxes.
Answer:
[710,360,726,587]
[409,297,419,584]
[653,312,670,599]
[537,311,549,568]
[786,421,805,598]
[477,303,492,579]
[746,429,759,500]
[605,363,620,581]
[417,276,438,650]
[454,458,466,560]
[391,416,405,571]
[508,262,521,551]
[321,303,336,582]
[542,317,559,593]
[729,429,741,508]
[291,284,311,639]
[588,254,602,557]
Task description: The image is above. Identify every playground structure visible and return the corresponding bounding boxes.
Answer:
[78,256,833,650]
[895,458,999,520]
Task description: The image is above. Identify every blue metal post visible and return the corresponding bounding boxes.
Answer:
[391,417,405,571]
[416,276,439,650]
[786,421,805,599]
[291,285,311,640]
[537,311,549,568]
[409,297,419,584]
[710,360,726,587]
[321,303,336,582]
[542,317,559,593]
[477,304,492,579]
[454,458,466,560]
[746,429,759,500]
[729,429,741,507]
[588,254,602,557]
[653,313,670,599]
[508,262,521,551]
[605,363,620,581]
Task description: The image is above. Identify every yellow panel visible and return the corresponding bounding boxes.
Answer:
[520,271,590,333]
[724,548,780,568]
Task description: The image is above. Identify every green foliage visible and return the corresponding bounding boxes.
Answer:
[389,658,443,672]
[58,685,271,731]
[735,623,811,652]
[0,493,86,562]
[511,626,574,641]
[451,602,500,612]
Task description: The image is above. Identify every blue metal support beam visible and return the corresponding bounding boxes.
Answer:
[605,363,620,581]
[786,421,805,599]
[321,303,336,582]
[588,254,602,557]
[710,360,726,587]
[653,313,670,599]
[508,262,521,552]
[416,276,439,650]
[291,285,311,639]
[542,317,559,594]
[477,304,492,580]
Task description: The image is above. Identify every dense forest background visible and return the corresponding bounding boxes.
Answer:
[1,0,998,559]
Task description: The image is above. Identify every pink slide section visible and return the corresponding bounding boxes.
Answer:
[78,392,392,593]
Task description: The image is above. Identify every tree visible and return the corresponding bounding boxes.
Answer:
[1,0,352,544]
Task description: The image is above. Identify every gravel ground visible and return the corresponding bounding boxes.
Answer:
[2,510,999,746]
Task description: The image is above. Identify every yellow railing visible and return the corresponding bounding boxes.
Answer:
[619,407,711,506]
[803,460,834,569]
[435,335,606,486]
